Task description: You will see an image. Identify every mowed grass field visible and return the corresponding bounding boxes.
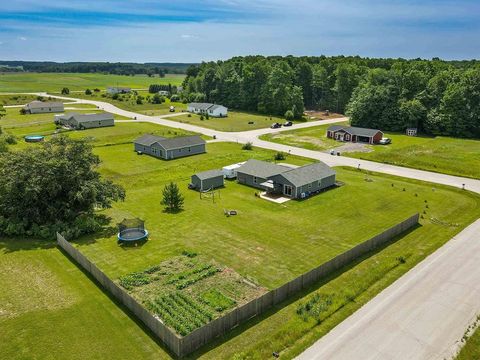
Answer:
[261,124,480,179]
[2,116,480,359]
[0,238,172,360]
[165,111,290,132]
[72,141,477,290]
[260,121,348,151]
[0,72,184,92]
[56,90,187,115]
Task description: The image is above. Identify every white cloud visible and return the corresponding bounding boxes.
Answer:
[19,36,27,41]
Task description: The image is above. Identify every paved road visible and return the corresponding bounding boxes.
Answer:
[297,219,480,360]
[19,93,480,359]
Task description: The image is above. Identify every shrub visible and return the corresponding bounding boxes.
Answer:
[242,142,253,150]
[2,134,16,145]
[200,115,204,120]
[19,108,27,115]
[61,87,70,95]
[161,182,184,213]
[112,93,119,100]
[136,98,143,105]
[170,94,180,102]
[284,110,294,120]
[85,89,92,95]
[93,88,100,92]
[274,152,286,161]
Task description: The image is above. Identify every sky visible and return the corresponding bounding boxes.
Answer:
[0,0,479,63]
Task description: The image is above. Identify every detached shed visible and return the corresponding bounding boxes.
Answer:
[191,170,224,191]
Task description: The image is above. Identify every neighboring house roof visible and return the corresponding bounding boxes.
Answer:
[276,162,336,187]
[108,86,130,90]
[327,125,382,137]
[237,159,290,179]
[194,169,223,180]
[59,112,114,123]
[25,101,64,109]
[209,104,227,111]
[156,135,206,150]
[327,125,345,132]
[188,102,214,110]
[134,134,166,147]
[187,103,227,111]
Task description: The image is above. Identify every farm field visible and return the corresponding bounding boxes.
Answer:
[261,124,480,179]
[0,72,184,92]
[0,238,171,360]
[260,121,348,151]
[0,94,68,106]
[165,111,293,131]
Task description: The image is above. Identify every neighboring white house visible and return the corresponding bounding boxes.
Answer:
[23,101,64,114]
[158,90,170,96]
[187,103,228,117]
[107,87,131,95]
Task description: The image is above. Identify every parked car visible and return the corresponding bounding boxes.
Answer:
[271,122,282,129]
[284,121,293,127]
[379,138,391,145]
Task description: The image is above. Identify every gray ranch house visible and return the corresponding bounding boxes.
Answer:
[23,101,64,114]
[190,170,224,191]
[237,159,336,199]
[187,103,228,117]
[107,87,131,95]
[134,134,206,160]
[55,112,114,130]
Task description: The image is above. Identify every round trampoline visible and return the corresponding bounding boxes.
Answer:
[24,135,45,143]
[117,218,149,242]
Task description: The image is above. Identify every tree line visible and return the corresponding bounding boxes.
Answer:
[0,61,194,75]
[181,56,480,137]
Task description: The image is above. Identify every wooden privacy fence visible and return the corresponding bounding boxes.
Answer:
[57,212,419,357]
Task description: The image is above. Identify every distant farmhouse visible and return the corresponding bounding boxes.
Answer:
[107,87,131,95]
[23,101,64,114]
[134,134,206,160]
[55,112,114,130]
[158,90,170,96]
[327,125,383,144]
[236,159,336,199]
[187,103,228,118]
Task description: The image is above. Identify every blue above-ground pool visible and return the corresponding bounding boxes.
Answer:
[24,135,45,143]
[117,228,149,242]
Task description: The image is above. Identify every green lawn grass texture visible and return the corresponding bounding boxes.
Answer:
[261,123,480,179]
[2,104,480,359]
[0,73,184,92]
[457,321,480,360]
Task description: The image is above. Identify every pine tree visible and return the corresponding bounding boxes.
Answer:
[161,182,184,212]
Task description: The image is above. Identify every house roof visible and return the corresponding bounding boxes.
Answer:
[194,169,223,180]
[276,162,336,187]
[237,159,290,179]
[209,104,227,111]
[134,134,166,147]
[188,102,214,110]
[156,135,206,150]
[59,112,114,123]
[327,125,382,137]
[25,101,64,109]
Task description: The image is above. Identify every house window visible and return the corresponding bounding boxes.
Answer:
[188,147,191,152]
[308,183,312,189]
[253,176,257,184]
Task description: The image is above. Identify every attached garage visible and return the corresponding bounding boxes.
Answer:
[190,170,224,191]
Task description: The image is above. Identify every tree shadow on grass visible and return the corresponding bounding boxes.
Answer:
[0,237,56,254]
[185,223,422,359]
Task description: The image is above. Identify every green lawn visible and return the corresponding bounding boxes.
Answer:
[0,238,172,360]
[261,123,480,179]
[259,121,348,151]
[0,73,184,93]
[0,94,65,106]
[456,317,480,360]
[165,111,296,132]
[347,132,480,179]
[54,90,187,115]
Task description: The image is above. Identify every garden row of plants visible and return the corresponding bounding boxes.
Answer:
[146,292,214,336]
